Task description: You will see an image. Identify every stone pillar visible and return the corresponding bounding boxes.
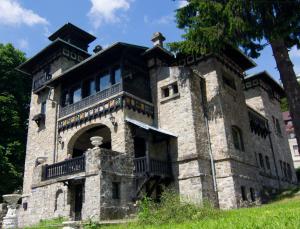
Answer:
[0,203,7,228]
[2,194,21,229]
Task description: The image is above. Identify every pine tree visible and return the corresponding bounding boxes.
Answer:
[170,0,300,148]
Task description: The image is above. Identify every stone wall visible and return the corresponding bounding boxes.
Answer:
[244,83,297,186]
[22,55,76,197]
[0,203,7,228]
[148,58,217,205]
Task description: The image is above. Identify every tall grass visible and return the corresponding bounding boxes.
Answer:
[137,189,220,225]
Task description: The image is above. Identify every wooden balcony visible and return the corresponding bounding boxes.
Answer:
[133,156,172,178]
[44,155,85,180]
[59,83,123,118]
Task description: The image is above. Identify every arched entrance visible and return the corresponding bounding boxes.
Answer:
[68,124,112,158]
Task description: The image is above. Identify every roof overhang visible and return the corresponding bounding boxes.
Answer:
[142,46,175,63]
[245,71,285,97]
[48,42,148,85]
[17,38,90,75]
[125,117,177,138]
[223,45,256,71]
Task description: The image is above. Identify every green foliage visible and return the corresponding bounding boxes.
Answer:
[137,189,219,225]
[24,217,65,229]
[0,43,31,200]
[87,191,300,229]
[169,0,300,57]
[25,191,300,229]
[280,97,289,112]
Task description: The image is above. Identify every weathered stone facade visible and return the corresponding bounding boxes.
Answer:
[16,23,297,227]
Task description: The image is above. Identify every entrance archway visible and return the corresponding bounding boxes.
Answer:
[68,124,111,158]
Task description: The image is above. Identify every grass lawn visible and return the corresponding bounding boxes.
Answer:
[26,190,300,229]
[95,195,300,229]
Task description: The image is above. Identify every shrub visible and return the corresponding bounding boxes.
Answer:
[137,189,219,225]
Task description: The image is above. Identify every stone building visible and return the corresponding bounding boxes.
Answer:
[282,111,299,169]
[16,23,297,227]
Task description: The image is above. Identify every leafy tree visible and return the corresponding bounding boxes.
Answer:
[170,0,300,147]
[0,43,31,201]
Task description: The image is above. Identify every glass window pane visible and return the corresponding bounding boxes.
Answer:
[114,68,121,84]
[99,73,110,91]
[73,87,81,103]
[89,80,96,95]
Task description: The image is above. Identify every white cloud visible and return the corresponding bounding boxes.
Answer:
[144,15,174,26]
[155,15,174,25]
[177,0,188,9]
[17,38,29,50]
[88,0,132,29]
[0,0,48,26]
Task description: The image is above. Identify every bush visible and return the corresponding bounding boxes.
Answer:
[137,189,219,225]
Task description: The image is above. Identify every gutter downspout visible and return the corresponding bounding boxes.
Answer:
[194,70,218,194]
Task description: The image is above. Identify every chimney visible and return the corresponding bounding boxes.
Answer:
[151,32,166,47]
[93,45,102,53]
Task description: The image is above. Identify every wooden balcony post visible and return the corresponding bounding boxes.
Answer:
[145,140,150,173]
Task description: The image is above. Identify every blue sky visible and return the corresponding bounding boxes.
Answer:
[0,0,299,81]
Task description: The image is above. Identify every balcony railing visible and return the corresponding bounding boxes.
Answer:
[59,83,122,118]
[44,155,85,180]
[134,156,172,177]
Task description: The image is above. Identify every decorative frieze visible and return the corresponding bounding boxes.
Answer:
[58,95,154,132]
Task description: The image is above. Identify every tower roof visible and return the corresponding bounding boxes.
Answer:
[48,23,96,51]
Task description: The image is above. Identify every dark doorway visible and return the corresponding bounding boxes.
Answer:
[134,137,146,158]
[73,148,84,158]
[74,184,83,221]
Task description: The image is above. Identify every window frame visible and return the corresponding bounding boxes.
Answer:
[250,188,256,202]
[241,186,247,201]
[259,153,265,169]
[232,126,245,151]
[112,182,120,200]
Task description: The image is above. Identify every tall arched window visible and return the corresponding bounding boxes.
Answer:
[232,126,244,151]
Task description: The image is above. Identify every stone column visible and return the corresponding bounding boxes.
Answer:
[2,194,21,229]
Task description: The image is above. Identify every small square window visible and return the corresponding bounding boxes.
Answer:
[162,87,170,98]
[112,182,120,200]
[172,83,179,94]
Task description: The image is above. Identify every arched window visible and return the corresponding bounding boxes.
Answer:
[232,126,244,151]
